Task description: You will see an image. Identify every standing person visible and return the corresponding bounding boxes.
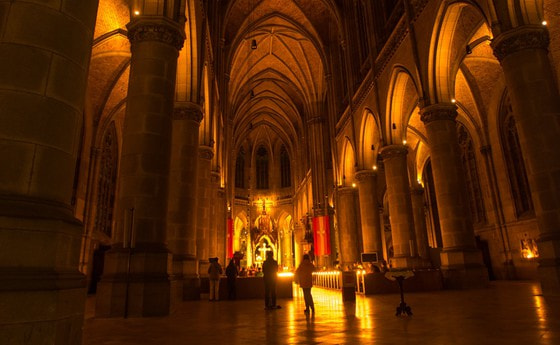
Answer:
[262,251,281,310]
[208,257,223,301]
[225,258,238,300]
[295,254,315,314]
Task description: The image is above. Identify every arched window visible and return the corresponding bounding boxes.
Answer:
[95,123,118,238]
[280,146,291,188]
[256,146,269,189]
[423,160,442,248]
[235,147,245,188]
[457,123,485,225]
[500,93,533,217]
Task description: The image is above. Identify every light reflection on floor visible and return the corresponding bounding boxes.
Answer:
[83,281,560,345]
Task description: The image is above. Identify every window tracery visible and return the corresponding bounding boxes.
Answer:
[280,145,291,188]
[256,146,269,189]
[457,123,486,225]
[235,147,245,188]
[500,94,533,217]
[95,123,118,238]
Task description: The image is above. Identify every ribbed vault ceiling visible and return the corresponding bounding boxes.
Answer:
[224,0,336,152]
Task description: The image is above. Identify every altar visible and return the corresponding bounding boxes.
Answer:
[217,275,294,300]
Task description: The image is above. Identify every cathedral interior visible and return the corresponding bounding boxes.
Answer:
[1,0,560,344]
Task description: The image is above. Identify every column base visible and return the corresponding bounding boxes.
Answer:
[170,255,200,300]
[391,256,422,269]
[537,234,560,297]
[0,215,86,344]
[440,249,489,289]
[96,247,172,317]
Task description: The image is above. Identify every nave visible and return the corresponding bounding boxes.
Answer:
[83,282,560,345]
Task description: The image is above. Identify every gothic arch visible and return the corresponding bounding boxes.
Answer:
[429,1,490,104]
[386,67,420,145]
[358,109,382,170]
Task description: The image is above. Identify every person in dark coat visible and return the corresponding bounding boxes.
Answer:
[225,259,238,300]
[295,254,315,314]
[262,251,281,310]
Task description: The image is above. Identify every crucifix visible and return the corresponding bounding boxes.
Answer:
[258,243,272,259]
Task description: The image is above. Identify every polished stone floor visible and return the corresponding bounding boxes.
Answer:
[83,281,560,345]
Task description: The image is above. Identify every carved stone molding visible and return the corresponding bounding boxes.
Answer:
[337,186,357,195]
[420,103,458,124]
[172,106,203,123]
[380,145,408,160]
[210,171,221,184]
[354,170,377,183]
[127,18,185,50]
[492,25,549,62]
[307,116,324,125]
[198,146,214,160]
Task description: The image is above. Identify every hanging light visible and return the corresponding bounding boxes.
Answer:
[251,39,257,50]
[250,89,255,98]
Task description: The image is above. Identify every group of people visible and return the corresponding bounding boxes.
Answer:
[206,252,316,315]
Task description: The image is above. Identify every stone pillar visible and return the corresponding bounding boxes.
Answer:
[167,103,202,300]
[336,187,360,268]
[216,188,226,264]
[96,17,185,317]
[0,1,98,342]
[492,25,560,296]
[380,145,417,268]
[411,186,431,264]
[355,170,383,257]
[197,146,214,274]
[420,104,488,288]
[208,171,220,258]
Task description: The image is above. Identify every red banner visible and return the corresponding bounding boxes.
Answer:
[312,215,331,256]
[227,218,233,258]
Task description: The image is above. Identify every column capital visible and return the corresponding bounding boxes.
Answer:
[127,18,185,50]
[354,169,377,182]
[420,103,458,124]
[491,25,549,62]
[198,146,214,160]
[337,186,357,195]
[173,103,203,123]
[380,145,408,160]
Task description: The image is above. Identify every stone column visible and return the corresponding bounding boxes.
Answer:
[208,171,220,258]
[0,1,98,342]
[420,104,488,288]
[355,170,383,257]
[380,145,417,268]
[96,17,185,317]
[411,186,431,265]
[197,146,214,275]
[167,103,202,300]
[336,187,360,268]
[216,188,226,264]
[492,25,560,296]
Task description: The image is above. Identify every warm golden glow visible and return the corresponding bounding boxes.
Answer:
[352,183,356,188]
[542,20,548,26]
[278,272,294,278]
[373,165,377,170]
[451,98,456,103]
[402,139,407,145]
[134,10,140,15]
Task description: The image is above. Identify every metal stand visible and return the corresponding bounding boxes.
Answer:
[395,276,412,316]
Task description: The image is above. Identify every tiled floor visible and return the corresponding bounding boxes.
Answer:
[83,281,560,345]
